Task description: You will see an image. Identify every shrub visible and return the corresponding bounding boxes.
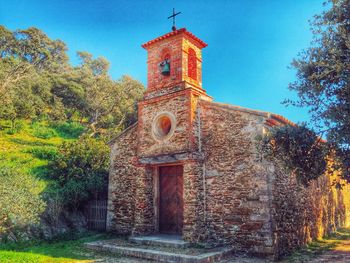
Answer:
[259,124,328,186]
[41,186,64,226]
[25,147,58,160]
[6,120,26,135]
[50,121,85,139]
[0,168,46,235]
[48,136,109,210]
[31,122,57,139]
[6,129,17,135]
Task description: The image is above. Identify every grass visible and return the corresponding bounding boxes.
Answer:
[0,120,84,188]
[0,251,89,263]
[0,120,108,263]
[0,232,116,263]
[286,228,350,262]
[0,120,83,219]
[0,122,64,172]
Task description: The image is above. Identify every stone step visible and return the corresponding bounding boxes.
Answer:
[129,234,190,248]
[85,240,233,263]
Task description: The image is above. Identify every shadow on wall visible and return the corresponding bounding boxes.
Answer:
[272,161,350,259]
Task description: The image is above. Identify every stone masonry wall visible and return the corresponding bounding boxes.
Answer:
[108,95,350,259]
[199,101,274,255]
[132,164,155,235]
[138,91,192,158]
[182,160,207,243]
[107,125,146,234]
[198,100,350,258]
[271,162,350,259]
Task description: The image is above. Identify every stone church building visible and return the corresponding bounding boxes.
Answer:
[107,28,349,258]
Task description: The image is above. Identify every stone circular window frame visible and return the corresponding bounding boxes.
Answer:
[151,111,176,142]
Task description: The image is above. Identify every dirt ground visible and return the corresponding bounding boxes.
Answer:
[307,239,350,263]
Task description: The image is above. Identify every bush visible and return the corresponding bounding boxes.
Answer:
[50,121,85,139]
[48,136,109,210]
[259,124,328,186]
[41,186,64,226]
[6,128,17,135]
[31,122,57,139]
[25,147,58,160]
[0,168,46,235]
[6,120,26,135]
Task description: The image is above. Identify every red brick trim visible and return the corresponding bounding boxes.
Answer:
[142,28,207,49]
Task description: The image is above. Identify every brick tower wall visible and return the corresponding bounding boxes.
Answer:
[143,30,205,94]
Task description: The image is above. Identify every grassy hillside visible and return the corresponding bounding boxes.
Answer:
[0,120,84,190]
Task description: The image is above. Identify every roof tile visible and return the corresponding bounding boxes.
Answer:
[142,28,207,49]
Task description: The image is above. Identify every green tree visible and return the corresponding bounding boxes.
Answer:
[260,125,328,186]
[0,26,69,125]
[0,74,52,128]
[50,70,86,121]
[0,26,68,92]
[287,0,350,180]
[48,137,109,211]
[0,26,144,136]
[75,52,144,137]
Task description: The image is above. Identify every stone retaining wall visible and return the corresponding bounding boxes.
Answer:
[271,162,350,258]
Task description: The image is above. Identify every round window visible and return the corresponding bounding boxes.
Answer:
[152,112,176,141]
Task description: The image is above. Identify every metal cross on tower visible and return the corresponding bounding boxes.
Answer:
[168,8,181,31]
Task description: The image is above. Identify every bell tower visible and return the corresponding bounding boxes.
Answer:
[138,28,212,160]
[141,28,209,99]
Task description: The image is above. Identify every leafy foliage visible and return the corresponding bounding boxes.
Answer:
[287,0,350,181]
[48,137,109,210]
[0,24,143,236]
[31,122,58,139]
[260,124,328,186]
[0,26,67,126]
[0,168,46,234]
[5,120,26,135]
[0,25,144,139]
[0,120,89,236]
[50,121,85,139]
[25,147,58,160]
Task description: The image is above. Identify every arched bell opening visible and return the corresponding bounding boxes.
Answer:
[159,51,171,77]
[188,48,197,80]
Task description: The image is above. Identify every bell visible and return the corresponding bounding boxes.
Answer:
[161,61,170,76]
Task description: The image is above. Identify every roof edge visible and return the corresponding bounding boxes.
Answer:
[201,100,295,126]
[142,28,208,49]
[202,101,270,118]
[107,122,138,146]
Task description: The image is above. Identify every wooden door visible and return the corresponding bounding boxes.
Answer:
[159,165,183,234]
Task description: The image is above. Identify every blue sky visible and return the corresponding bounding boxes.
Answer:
[0,0,326,123]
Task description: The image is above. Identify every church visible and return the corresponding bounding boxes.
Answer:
[106,27,349,258]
